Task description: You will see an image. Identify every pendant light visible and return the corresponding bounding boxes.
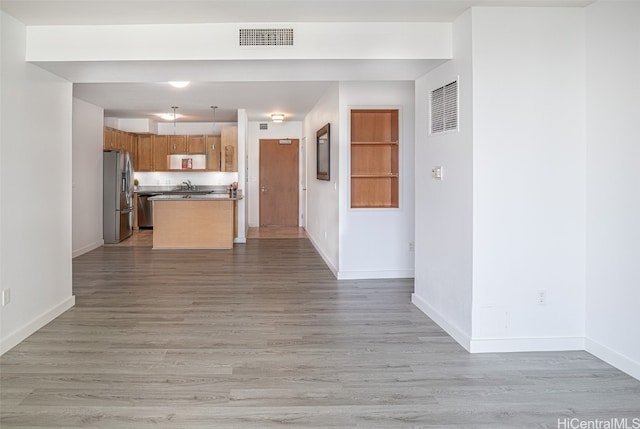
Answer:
[171,106,179,135]
[210,105,218,133]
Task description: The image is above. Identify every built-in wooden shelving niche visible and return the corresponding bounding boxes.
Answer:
[350,109,399,208]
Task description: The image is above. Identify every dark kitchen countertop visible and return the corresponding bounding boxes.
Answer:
[135,185,230,195]
[149,191,243,201]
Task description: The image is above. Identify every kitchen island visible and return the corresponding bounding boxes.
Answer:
[150,192,242,249]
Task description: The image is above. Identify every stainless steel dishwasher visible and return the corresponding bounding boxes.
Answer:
[137,194,159,228]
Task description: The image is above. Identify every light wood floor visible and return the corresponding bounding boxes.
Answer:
[107,226,306,248]
[1,239,639,428]
[247,226,307,239]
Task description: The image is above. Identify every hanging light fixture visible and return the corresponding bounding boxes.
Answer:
[171,106,179,134]
[211,105,218,132]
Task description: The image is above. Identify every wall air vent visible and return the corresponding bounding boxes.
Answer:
[430,80,458,134]
[259,123,268,130]
[239,28,294,46]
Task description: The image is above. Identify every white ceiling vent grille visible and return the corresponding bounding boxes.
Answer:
[239,28,294,46]
[430,80,458,134]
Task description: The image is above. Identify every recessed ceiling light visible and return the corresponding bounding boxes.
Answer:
[158,112,182,121]
[168,81,190,88]
[271,113,285,123]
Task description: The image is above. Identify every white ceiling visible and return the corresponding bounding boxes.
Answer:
[2,0,594,123]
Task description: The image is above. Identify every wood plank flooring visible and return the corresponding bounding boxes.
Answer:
[2,239,639,428]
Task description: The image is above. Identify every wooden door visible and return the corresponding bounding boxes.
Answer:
[259,139,299,226]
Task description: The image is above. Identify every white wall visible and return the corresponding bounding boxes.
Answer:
[412,10,474,348]
[1,12,75,354]
[236,109,248,242]
[246,120,304,227]
[470,8,586,351]
[26,22,451,62]
[337,81,415,279]
[304,84,340,275]
[155,121,236,135]
[585,1,640,380]
[72,98,104,257]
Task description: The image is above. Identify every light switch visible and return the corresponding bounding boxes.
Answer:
[431,166,443,180]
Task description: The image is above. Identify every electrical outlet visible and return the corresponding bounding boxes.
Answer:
[409,242,415,252]
[1,288,11,306]
[431,166,443,180]
[537,289,546,306]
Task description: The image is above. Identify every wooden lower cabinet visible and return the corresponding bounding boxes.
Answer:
[153,200,234,249]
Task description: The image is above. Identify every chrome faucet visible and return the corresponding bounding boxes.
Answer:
[181,180,193,190]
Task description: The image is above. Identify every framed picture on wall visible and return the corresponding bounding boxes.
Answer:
[316,123,330,180]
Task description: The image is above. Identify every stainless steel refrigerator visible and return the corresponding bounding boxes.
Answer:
[103,151,134,243]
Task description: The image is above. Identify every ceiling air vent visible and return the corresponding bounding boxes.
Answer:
[239,28,294,46]
[430,80,458,134]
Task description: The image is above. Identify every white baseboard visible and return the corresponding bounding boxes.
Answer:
[586,338,640,381]
[306,233,338,278]
[338,270,414,280]
[470,336,585,353]
[72,239,103,258]
[234,237,247,244]
[1,296,76,355]
[411,293,471,351]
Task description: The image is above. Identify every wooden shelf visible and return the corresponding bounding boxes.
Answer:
[350,109,399,209]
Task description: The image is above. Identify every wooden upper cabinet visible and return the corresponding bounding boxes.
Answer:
[126,133,136,154]
[187,135,206,154]
[221,126,238,172]
[206,135,221,171]
[350,109,399,208]
[136,135,153,172]
[168,135,187,154]
[103,127,116,150]
[113,130,126,150]
[152,135,168,171]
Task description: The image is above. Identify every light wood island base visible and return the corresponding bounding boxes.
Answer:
[152,199,234,249]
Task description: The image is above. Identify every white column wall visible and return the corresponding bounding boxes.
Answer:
[236,109,248,242]
[1,12,75,354]
[304,84,340,275]
[470,8,586,351]
[412,10,474,348]
[585,1,640,380]
[338,81,415,279]
[72,98,104,257]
